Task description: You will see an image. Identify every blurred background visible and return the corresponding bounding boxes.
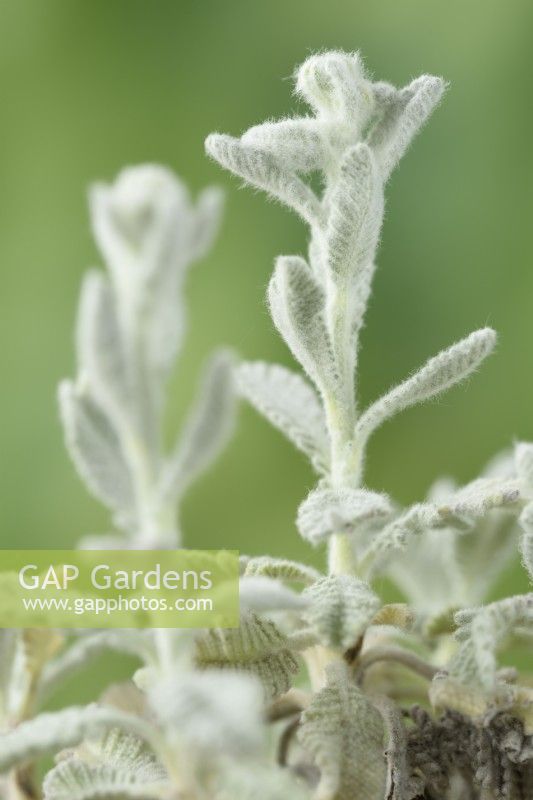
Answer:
[0,0,532,698]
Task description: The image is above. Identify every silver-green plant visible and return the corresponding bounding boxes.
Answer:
[61,164,235,549]
[1,51,533,800]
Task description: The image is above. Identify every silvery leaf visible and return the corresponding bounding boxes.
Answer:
[236,360,329,473]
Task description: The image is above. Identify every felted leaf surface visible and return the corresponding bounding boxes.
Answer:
[43,759,168,800]
[520,504,533,581]
[451,594,533,690]
[242,117,326,173]
[268,256,336,396]
[297,486,392,545]
[244,556,322,586]
[356,328,496,447]
[195,614,299,699]
[236,361,329,473]
[303,576,380,649]
[362,476,520,577]
[76,272,131,417]
[0,705,157,773]
[326,143,383,286]
[369,74,446,180]
[59,381,136,529]
[205,134,321,225]
[239,576,308,613]
[299,662,386,800]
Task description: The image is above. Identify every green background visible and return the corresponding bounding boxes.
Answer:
[0,0,531,697]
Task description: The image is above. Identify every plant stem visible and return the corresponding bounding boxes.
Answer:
[328,531,357,576]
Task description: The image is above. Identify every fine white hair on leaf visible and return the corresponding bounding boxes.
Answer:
[239,576,309,613]
[268,256,337,396]
[325,143,383,288]
[294,51,375,129]
[206,52,454,498]
[205,133,322,225]
[58,380,136,532]
[302,575,380,649]
[515,442,533,493]
[450,594,533,690]
[298,661,386,800]
[195,614,299,700]
[519,503,533,582]
[297,486,393,546]
[370,74,447,180]
[241,117,327,174]
[243,555,322,586]
[235,360,330,474]
[361,474,520,578]
[0,705,159,773]
[355,328,497,448]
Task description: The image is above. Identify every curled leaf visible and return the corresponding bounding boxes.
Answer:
[195,614,299,699]
[303,576,380,649]
[297,486,392,546]
[268,256,335,395]
[205,134,321,225]
[244,555,322,586]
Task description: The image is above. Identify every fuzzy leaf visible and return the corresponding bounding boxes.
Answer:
[0,630,18,722]
[362,474,519,577]
[451,594,533,689]
[43,759,167,800]
[148,670,263,756]
[59,381,136,529]
[244,555,322,586]
[360,503,446,575]
[326,143,383,285]
[297,486,392,546]
[268,256,336,395]
[241,117,326,174]
[516,442,533,492]
[205,134,321,225]
[356,328,497,447]
[89,165,191,283]
[303,576,380,649]
[189,186,224,262]
[520,503,533,582]
[89,167,223,381]
[239,576,308,613]
[76,272,130,418]
[236,361,329,473]
[299,662,386,800]
[295,51,374,128]
[44,729,167,800]
[440,476,520,520]
[195,613,299,699]
[161,349,236,500]
[0,705,158,772]
[369,75,447,180]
